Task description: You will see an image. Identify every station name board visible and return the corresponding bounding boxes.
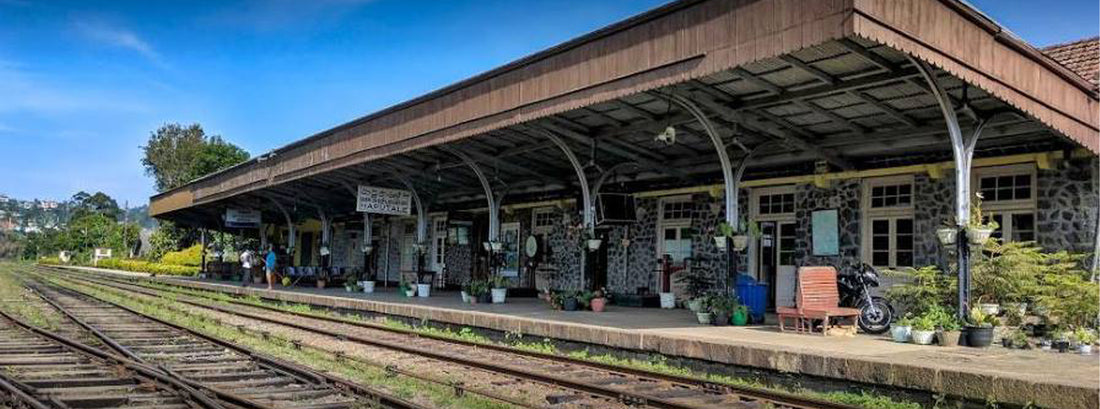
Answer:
[356,185,412,216]
[225,208,262,228]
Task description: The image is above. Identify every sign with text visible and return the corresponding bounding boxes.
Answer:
[357,185,412,215]
[225,208,262,228]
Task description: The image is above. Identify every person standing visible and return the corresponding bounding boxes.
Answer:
[240,248,254,287]
[265,246,278,290]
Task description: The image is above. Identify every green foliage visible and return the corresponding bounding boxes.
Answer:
[69,191,122,221]
[707,294,740,314]
[141,123,249,192]
[1072,327,1098,345]
[972,240,1078,304]
[910,313,937,331]
[161,244,203,266]
[716,221,735,237]
[968,306,1001,328]
[884,265,956,316]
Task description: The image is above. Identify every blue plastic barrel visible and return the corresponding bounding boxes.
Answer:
[735,274,768,323]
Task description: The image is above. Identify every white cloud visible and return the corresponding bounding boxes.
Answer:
[0,59,151,115]
[72,19,164,67]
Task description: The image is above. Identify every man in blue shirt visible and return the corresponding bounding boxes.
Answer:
[265,246,278,290]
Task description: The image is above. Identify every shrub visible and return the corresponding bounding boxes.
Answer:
[96,258,199,276]
[884,265,955,317]
[160,244,203,267]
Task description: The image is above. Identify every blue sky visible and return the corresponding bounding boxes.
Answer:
[0,0,1096,207]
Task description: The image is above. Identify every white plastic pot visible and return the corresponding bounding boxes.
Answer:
[491,288,507,304]
[979,303,1001,316]
[936,227,957,246]
[362,281,375,294]
[891,325,912,343]
[687,298,704,312]
[1079,344,1093,355]
[417,284,432,298]
[911,330,936,345]
[659,293,676,309]
[695,312,713,325]
[967,227,995,245]
[404,289,416,297]
[586,239,603,251]
[712,236,727,250]
[460,291,470,303]
[731,235,749,251]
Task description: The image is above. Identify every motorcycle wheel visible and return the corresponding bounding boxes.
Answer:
[857,297,893,334]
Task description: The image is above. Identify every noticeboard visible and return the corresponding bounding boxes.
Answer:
[225,208,262,228]
[811,209,839,256]
[356,185,412,215]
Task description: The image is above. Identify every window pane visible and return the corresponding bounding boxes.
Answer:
[896,219,913,234]
[899,185,911,195]
[872,235,889,249]
[896,251,913,267]
[872,219,889,233]
[896,234,913,250]
[872,251,889,266]
[1015,187,1031,200]
[664,229,676,240]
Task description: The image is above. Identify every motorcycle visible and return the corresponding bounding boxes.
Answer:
[836,262,894,334]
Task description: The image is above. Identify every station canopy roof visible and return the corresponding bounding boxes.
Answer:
[151,0,1099,228]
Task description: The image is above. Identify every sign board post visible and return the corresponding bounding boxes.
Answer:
[356,186,412,216]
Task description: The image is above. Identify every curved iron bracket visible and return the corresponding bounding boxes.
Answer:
[263,195,296,251]
[668,94,737,226]
[538,129,594,231]
[443,147,502,242]
[592,162,640,198]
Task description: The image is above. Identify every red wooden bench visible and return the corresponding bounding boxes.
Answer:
[776,266,860,336]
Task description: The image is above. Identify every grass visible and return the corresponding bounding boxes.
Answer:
[65,271,925,409]
[38,274,514,409]
[0,263,62,329]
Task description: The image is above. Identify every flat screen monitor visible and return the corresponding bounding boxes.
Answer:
[596,193,637,225]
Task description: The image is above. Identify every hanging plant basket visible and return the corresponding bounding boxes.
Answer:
[967,227,995,245]
[587,239,603,251]
[731,235,749,251]
[712,236,728,250]
[936,227,957,246]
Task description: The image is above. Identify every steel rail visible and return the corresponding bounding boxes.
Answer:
[0,371,53,409]
[52,267,861,409]
[25,274,439,409]
[25,285,276,409]
[0,309,227,409]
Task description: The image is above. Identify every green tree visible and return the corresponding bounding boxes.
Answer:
[141,123,249,192]
[70,191,122,221]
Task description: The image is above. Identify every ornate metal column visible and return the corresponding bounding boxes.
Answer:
[539,129,594,290]
[668,93,742,294]
[264,195,295,253]
[443,147,501,242]
[911,56,989,319]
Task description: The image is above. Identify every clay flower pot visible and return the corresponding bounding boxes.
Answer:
[590,297,607,312]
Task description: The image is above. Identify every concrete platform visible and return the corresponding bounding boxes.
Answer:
[59,266,1099,409]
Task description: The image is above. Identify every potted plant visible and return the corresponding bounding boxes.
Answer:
[709,295,737,326]
[731,304,749,326]
[659,292,676,309]
[891,315,912,343]
[965,306,1000,347]
[1003,327,1030,349]
[936,223,958,246]
[417,281,432,298]
[316,270,328,289]
[344,281,360,292]
[362,274,376,294]
[678,267,714,312]
[558,291,579,311]
[1050,329,1070,353]
[910,314,937,345]
[694,297,712,324]
[281,276,292,287]
[937,314,963,347]
[713,221,732,250]
[1073,328,1097,355]
[490,275,508,304]
[965,194,998,245]
[399,279,416,297]
[460,281,471,303]
[588,288,608,312]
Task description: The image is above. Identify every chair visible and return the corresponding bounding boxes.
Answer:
[776,266,860,336]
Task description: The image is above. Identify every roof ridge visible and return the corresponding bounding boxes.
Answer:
[1041,36,1100,51]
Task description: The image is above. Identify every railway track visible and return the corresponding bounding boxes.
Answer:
[7,273,428,409]
[0,309,221,409]
[43,267,862,409]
